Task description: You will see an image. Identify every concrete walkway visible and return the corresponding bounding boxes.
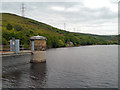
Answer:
[0,50,32,57]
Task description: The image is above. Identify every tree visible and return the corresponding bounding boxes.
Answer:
[58,40,65,47]
[6,23,13,30]
[14,24,23,31]
[30,30,34,35]
[51,37,59,48]
[2,38,8,45]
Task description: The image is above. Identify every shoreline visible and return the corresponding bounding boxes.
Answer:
[47,44,118,49]
[1,45,118,57]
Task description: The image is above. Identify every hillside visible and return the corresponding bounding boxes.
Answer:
[1,13,118,48]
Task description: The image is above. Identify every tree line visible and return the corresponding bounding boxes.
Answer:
[2,23,118,49]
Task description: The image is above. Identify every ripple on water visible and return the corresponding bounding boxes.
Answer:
[2,45,118,88]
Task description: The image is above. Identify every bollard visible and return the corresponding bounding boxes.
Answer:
[30,35,47,63]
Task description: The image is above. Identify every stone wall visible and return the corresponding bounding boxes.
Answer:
[34,40,46,51]
[30,51,46,63]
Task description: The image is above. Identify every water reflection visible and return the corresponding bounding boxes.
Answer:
[29,63,47,88]
[2,70,22,88]
[2,55,47,88]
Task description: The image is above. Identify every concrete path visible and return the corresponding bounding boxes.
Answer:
[0,50,32,57]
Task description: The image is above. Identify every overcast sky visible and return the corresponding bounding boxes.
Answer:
[1,0,119,35]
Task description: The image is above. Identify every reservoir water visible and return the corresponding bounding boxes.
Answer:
[2,45,118,88]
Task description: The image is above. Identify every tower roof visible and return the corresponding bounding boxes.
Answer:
[30,35,47,40]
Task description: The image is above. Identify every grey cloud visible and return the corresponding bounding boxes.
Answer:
[1,2,118,35]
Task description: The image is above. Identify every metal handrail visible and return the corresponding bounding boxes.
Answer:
[2,45,30,51]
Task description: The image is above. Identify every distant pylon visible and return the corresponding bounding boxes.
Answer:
[74,28,75,32]
[21,3,25,17]
[64,23,66,30]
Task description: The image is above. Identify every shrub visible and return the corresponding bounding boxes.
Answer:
[6,23,13,30]
[2,38,8,45]
[14,24,23,31]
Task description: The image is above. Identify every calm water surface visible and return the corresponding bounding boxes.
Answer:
[2,45,118,88]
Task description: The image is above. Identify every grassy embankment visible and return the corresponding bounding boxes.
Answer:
[1,13,118,49]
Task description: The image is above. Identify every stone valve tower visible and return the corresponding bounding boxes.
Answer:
[30,35,47,63]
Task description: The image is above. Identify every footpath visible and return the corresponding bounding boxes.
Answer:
[0,50,32,57]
